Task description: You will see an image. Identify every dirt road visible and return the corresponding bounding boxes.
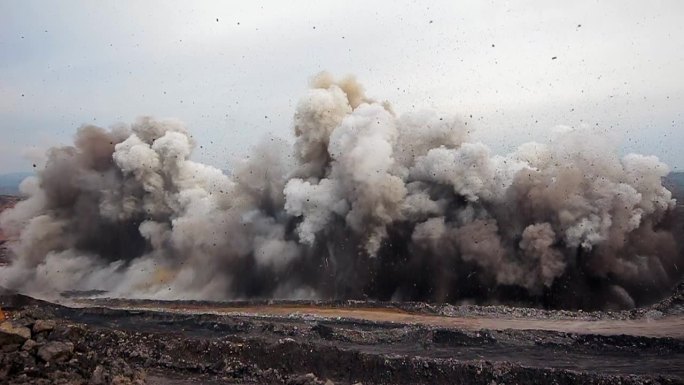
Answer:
[80,299,684,338]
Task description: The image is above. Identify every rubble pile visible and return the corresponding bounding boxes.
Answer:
[0,315,145,385]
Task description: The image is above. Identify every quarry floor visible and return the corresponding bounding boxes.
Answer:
[1,290,683,384]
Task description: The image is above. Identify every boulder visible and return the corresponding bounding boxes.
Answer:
[37,341,74,362]
[0,320,31,345]
[90,365,106,385]
[21,339,38,351]
[33,319,57,334]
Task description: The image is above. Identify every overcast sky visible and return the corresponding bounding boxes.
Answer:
[1,0,683,173]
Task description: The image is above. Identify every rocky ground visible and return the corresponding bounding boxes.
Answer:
[0,285,683,385]
[0,300,144,384]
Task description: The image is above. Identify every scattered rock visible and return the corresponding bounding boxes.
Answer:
[37,341,74,362]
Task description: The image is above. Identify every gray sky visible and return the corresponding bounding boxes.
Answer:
[1,0,683,173]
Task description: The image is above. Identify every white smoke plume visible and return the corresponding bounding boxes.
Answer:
[0,73,680,310]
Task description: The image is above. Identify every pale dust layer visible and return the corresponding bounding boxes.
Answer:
[84,301,684,339]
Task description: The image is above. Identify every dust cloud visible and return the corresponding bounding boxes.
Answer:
[0,73,680,310]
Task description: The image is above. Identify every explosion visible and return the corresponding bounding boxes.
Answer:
[0,73,680,310]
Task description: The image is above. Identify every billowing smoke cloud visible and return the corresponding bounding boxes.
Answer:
[0,73,681,310]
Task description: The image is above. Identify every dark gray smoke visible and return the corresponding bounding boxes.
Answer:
[0,73,680,310]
